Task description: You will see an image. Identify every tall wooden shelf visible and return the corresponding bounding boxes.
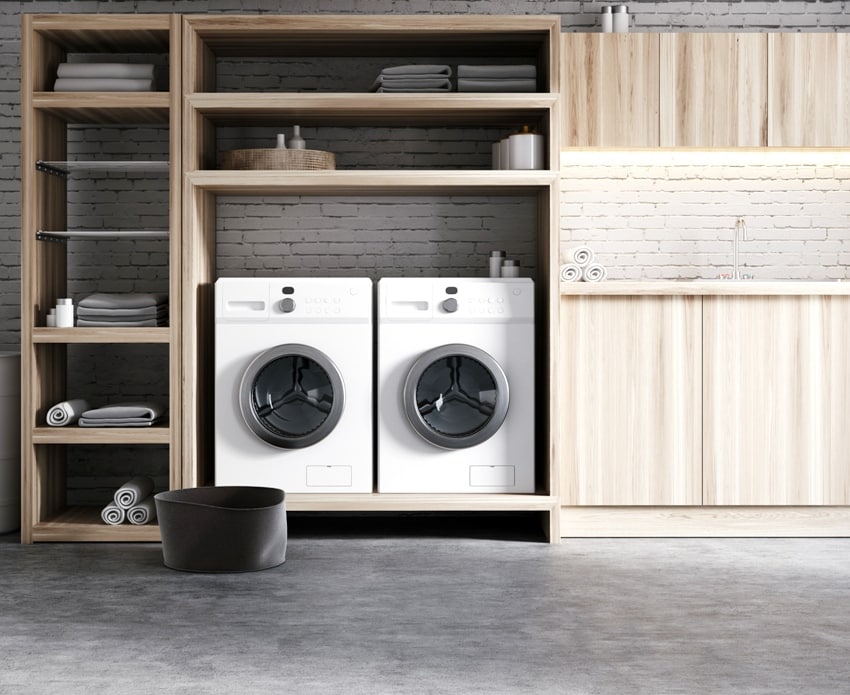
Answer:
[182,15,561,540]
[20,14,182,543]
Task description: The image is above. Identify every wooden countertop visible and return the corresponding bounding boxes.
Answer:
[560,280,850,296]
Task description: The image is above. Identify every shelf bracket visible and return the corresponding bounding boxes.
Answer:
[35,231,68,243]
[35,160,69,178]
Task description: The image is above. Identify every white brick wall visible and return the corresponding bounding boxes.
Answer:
[560,150,850,281]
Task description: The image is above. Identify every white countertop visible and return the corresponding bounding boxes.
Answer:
[559,280,850,296]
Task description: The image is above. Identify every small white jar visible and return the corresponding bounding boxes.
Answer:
[600,6,613,33]
[508,127,545,170]
[612,5,629,33]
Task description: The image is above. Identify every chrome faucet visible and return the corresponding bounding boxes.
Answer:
[733,217,749,280]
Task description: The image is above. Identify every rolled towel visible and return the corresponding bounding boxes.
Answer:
[127,497,157,525]
[582,263,608,282]
[566,246,594,267]
[81,401,167,421]
[57,63,156,80]
[101,503,125,525]
[114,476,155,510]
[559,264,582,283]
[46,398,90,427]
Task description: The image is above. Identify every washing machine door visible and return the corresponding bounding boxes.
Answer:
[239,343,345,449]
[402,343,509,450]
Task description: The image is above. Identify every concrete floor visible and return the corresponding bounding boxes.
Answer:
[1,515,849,695]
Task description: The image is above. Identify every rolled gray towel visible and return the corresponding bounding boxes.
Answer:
[101,503,125,525]
[77,293,168,310]
[57,63,156,80]
[81,402,167,421]
[127,497,157,525]
[457,64,536,79]
[380,64,451,76]
[46,398,90,426]
[114,476,155,510]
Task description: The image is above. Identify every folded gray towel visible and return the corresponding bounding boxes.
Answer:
[380,64,451,76]
[57,63,156,80]
[101,503,125,525]
[53,77,155,92]
[78,293,169,310]
[81,402,167,421]
[79,416,165,427]
[370,76,452,92]
[127,497,157,525]
[457,64,536,79]
[77,306,168,319]
[457,77,537,92]
[76,318,167,327]
[114,476,156,510]
[46,398,91,426]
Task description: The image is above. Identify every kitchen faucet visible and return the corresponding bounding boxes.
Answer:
[733,217,749,280]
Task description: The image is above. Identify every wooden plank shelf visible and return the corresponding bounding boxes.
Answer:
[32,93,170,124]
[32,426,171,445]
[32,506,161,542]
[285,493,559,513]
[32,327,171,343]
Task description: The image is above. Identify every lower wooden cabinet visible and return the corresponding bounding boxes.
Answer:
[703,295,850,505]
[559,295,702,505]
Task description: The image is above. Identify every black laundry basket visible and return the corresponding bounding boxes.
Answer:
[154,486,287,572]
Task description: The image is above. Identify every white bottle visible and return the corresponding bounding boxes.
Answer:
[489,251,506,278]
[612,5,629,33]
[600,6,613,33]
[46,308,56,328]
[276,133,287,149]
[508,125,545,170]
[55,298,74,328]
[501,260,520,278]
[289,125,306,150]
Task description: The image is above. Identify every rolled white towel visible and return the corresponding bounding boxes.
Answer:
[114,476,155,510]
[560,264,582,283]
[127,497,157,525]
[566,246,594,267]
[582,263,608,282]
[101,503,125,525]
[46,398,90,426]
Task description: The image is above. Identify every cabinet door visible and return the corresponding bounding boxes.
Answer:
[704,296,850,505]
[660,33,767,147]
[560,295,702,505]
[560,33,659,147]
[768,33,850,146]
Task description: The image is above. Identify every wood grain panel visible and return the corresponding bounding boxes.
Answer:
[703,296,850,505]
[660,33,767,147]
[561,33,659,147]
[768,33,850,147]
[559,295,702,505]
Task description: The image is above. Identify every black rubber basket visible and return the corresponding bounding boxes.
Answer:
[154,486,287,572]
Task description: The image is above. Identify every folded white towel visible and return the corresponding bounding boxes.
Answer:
[566,246,594,267]
[81,402,167,420]
[101,503,125,525]
[78,416,165,427]
[127,496,157,525]
[380,64,452,76]
[53,77,155,92]
[114,476,155,510]
[57,63,156,80]
[559,264,582,283]
[582,263,608,282]
[78,293,168,310]
[46,398,90,427]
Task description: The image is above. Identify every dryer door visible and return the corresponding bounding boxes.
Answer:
[402,343,509,450]
[239,343,345,449]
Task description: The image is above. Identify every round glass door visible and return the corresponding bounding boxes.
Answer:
[402,343,509,449]
[239,344,345,449]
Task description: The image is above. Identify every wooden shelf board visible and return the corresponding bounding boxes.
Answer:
[189,169,556,196]
[30,14,172,52]
[285,493,558,513]
[32,426,171,445]
[32,327,171,343]
[189,92,556,126]
[559,280,850,296]
[32,93,170,124]
[32,506,160,542]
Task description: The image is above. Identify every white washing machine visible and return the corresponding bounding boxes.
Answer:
[215,277,373,493]
[377,277,535,493]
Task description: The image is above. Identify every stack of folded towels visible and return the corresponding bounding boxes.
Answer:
[53,62,156,92]
[559,246,609,283]
[77,292,168,327]
[79,401,167,428]
[370,64,452,93]
[101,476,158,526]
[457,64,537,92]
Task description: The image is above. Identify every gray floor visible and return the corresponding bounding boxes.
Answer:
[1,515,848,695]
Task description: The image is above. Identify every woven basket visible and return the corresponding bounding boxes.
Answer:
[220,148,336,171]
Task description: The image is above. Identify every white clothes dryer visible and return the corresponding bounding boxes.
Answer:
[215,277,373,493]
[377,277,535,493]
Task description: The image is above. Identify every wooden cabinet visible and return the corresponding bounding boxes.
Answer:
[20,14,182,542]
[659,33,767,147]
[768,33,850,147]
[703,295,850,505]
[559,295,702,505]
[560,33,659,147]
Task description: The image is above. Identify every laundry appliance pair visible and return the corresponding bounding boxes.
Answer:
[214,277,535,494]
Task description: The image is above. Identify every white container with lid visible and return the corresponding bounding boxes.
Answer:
[600,6,613,33]
[508,126,545,170]
[612,5,629,33]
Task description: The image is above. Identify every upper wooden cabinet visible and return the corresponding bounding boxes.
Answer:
[768,33,850,147]
[561,33,659,147]
[659,33,767,147]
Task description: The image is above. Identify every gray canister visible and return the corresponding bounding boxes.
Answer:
[501,260,520,278]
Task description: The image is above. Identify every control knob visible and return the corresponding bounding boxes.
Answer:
[279,298,296,313]
[441,298,458,313]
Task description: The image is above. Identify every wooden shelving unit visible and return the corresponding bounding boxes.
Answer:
[182,15,561,540]
[20,13,182,543]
